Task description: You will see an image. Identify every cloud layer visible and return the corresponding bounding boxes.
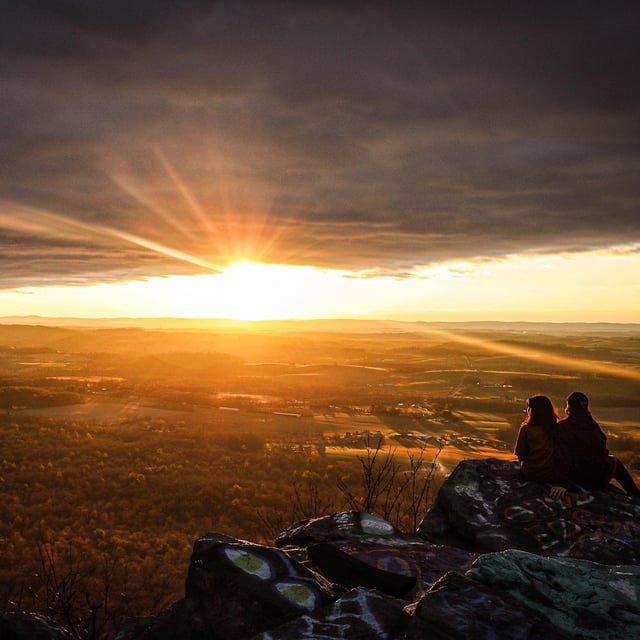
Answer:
[2,2,639,288]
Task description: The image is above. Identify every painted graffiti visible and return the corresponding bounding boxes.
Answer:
[224,547,273,580]
[333,512,356,531]
[330,511,397,538]
[273,581,317,610]
[218,543,330,612]
[257,588,393,640]
[359,513,396,537]
[500,490,640,557]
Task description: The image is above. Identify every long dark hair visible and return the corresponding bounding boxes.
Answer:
[522,395,559,433]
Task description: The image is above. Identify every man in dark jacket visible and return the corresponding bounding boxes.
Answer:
[557,391,640,497]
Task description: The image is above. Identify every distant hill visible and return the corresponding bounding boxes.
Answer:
[1,316,639,334]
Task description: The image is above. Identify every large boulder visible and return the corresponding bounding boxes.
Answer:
[307,539,477,600]
[116,533,337,640]
[276,511,477,599]
[307,543,418,598]
[418,458,640,563]
[276,511,402,547]
[405,549,640,640]
[404,570,569,640]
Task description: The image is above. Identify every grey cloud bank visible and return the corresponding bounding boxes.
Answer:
[1,1,639,288]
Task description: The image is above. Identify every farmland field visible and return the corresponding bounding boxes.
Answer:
[2,319,639,471]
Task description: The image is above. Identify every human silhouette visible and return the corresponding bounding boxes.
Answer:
[556,391,640,498]
[514,395,567,497]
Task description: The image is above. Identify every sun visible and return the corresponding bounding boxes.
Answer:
[215,260,324,321]
[0,259,364,321]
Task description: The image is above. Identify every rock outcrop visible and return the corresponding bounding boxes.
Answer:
[405,549,640,639]
[116,532,337,640]
[418,458,640,563]
[277,510,478,598]
[6,458,640,639]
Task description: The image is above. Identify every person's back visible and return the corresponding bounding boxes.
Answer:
[556,391,634,494]
[515,422,557,483]
[514,395,565,484]
[557,409,613,490]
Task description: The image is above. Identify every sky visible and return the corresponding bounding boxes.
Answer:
[1,1,639,322]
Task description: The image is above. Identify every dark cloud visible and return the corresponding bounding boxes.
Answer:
[1,1,639,288]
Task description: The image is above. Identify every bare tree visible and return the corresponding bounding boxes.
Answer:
[257,477,341,542]
[404,439,445,531]
[290,480,338,521]
[30,541,123,640]
[337,433,446,531]
[256,508,291,543]
[337,433,398,515]
[35,542,84,639]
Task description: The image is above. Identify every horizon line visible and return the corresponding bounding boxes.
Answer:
[1,315,639,327]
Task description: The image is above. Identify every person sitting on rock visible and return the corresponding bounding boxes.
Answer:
[556,391,640,499]
[514,395,568,498]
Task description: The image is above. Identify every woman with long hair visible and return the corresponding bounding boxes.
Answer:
[514,395,567,497]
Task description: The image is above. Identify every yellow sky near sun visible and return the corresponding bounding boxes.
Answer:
[0,249,638,322]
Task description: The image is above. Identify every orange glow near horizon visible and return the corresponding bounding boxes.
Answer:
[2,158,639,327]
[1,250,639,324]
[0,197,639,325]
[2,262,640,384]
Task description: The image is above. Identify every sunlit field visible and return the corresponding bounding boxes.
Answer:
[3,319,639,470]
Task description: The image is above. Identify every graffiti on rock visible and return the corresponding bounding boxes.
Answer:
[258,588,392,640]
[274,581,317,610]
[500,491,640,558]
[224,547,274,580]
[359,513,396,537]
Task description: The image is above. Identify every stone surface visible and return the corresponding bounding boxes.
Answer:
[117,546,640,640]
[468,550,640,640]
[406,550,640,640]
[277,511,477,600]
[0,612,73,640]
[250,587,409,640]
[418,458,640,563]
[116,532,337,640]
[308,542,416,598]
[307,539,477,600]
[404,569,572,640]
[276,511,401,548]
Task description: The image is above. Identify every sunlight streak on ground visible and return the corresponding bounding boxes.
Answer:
[414,326,640,383]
